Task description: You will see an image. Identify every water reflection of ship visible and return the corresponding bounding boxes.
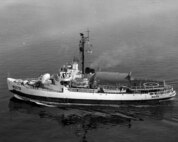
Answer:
[8,97,174,142]
[8,97,142,142]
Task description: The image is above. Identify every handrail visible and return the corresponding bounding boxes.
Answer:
[99,84,173,91]
[129,85,172,90]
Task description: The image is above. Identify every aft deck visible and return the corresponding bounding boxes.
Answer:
[98,78,173,92]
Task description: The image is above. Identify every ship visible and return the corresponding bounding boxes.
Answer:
[7,32,176,106]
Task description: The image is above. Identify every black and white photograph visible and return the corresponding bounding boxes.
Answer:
[0,0,178,142]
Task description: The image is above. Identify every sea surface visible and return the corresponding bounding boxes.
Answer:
[1,43,178,142]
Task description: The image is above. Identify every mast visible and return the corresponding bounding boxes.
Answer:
[79,31,89,74]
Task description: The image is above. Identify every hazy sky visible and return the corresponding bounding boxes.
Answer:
[0,0,178,68]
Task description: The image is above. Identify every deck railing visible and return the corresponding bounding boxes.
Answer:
[98,84,173,91]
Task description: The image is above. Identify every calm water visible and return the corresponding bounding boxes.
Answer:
[1,43,178,142]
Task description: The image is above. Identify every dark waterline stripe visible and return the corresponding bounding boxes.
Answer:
[10,90,173,106]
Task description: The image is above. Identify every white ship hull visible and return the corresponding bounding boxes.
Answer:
[7,78,176,106]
